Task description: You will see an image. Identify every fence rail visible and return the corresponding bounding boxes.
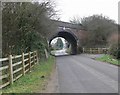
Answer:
[0,50,38,89]
[83,48,109,54]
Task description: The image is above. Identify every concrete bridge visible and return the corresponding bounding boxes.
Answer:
[49,20,85,54]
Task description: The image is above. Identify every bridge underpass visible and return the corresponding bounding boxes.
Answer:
[49,30,78,55]
[48,20,85,55]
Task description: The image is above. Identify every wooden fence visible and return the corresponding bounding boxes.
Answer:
[0,50,38,89]
[83,48,109,54]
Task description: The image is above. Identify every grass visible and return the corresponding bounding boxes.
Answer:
[96,54,120,66]
[2,56,55,93]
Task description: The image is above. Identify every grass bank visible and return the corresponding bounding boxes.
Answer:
[96,54,120,66]
[2,56,55,93]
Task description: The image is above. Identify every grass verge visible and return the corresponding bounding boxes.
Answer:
[2,56,55,93]
[96,54,120,66]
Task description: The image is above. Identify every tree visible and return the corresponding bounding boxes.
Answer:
[55,38,63,50]
[108,33,120,59]
[2,1,57,57]
[70,15,118,47]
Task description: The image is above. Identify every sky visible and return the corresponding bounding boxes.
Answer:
[49,0,119,44]
[51,37,66,45]
[53,0,119,23]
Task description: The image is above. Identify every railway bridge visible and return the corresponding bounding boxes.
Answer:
[49,20,85,54]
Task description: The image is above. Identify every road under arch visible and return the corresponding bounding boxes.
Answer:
[49,31,78,55]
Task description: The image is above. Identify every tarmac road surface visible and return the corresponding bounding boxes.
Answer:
[56,54,118,93]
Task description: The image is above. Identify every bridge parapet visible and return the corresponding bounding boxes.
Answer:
[51,20,82,29]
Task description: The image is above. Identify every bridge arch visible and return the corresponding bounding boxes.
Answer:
[49,30,78,55]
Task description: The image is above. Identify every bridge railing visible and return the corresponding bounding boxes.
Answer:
[0,50,38,89]
[83,48,109,54]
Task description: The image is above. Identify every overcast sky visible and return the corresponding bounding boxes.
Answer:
[53,0,119,23]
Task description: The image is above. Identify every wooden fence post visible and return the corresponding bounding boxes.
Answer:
[8,55,13,85]
[98,48,100,54]
[28,52,31,71]
[83,48,85,53]
[90,48,92,54]
[22,53,25,76]
[44,49,48,59]
[36,51,39,64]
[33,51,35,65]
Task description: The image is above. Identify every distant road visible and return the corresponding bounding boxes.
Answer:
[56,54,118,93]
[51,49,68,56]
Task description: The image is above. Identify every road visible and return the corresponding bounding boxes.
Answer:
[51,49,68,56]
[56,54,118,93]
